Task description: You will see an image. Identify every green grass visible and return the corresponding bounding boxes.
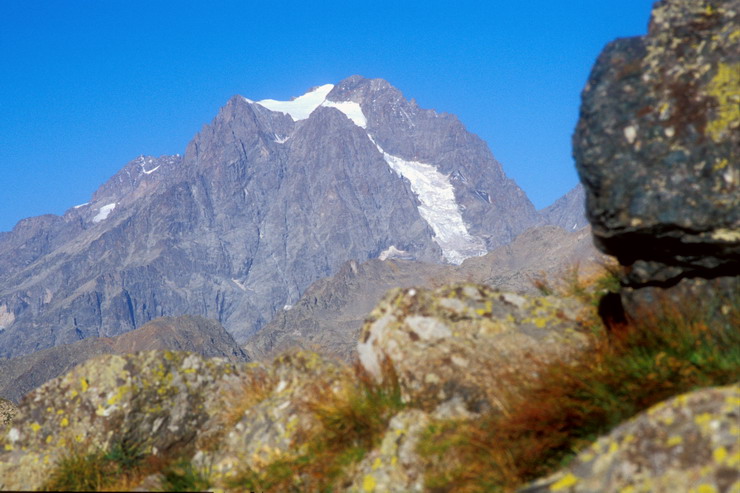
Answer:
[42,438,147,491]
[159,459,212,492]
[417,289,740,492]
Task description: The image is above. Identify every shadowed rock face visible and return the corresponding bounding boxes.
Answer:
[574,0,739,287]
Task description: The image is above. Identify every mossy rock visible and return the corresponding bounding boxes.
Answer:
[574,0,739,286]
[0,397,16,428]
[520,384,740,492]
[0,350,247,491]
[357,284,593,413]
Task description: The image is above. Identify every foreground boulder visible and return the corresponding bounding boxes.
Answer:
[0,351,246,491]
[520,384,740,493]
[574,0,739,310]
[357,284,592,413]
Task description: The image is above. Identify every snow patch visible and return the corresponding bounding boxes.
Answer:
[256,84,334,121]
[321,100,367,128]
[73,203,89,209]
[283,304,293,311]
[141,164,160,175]
[369,136,486,264]
[232,279,247,291]
[92,203,116,223]
[379,245,408,261]
[274,134,290,144]
[0,304,13,330]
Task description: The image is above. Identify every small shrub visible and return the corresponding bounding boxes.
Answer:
[43,448,114,492]
[104,437,146,472]
[43,438,150,491]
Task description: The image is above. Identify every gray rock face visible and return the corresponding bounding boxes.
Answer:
[539,184,588,232]
[0,315,247,403]
[574,0,739,287]
[0,76,543,359]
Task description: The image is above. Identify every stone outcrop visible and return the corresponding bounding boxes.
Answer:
[520,384,740,493]
[345,409,430,493]
[0,350,247,491]
[198,350,348,486]
[574,0,739,307]
[0,315,247,403]
[357,284,592,413]
[0,285,733,491]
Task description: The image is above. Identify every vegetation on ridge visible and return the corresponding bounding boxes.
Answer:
[29,271,740,492]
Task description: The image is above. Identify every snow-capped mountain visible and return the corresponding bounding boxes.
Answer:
[0,76,558,358]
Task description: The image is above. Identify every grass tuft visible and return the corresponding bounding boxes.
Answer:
[228,358,405,492]
[159,458,212,492]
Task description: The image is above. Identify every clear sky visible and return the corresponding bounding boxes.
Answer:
[0,0,655,233]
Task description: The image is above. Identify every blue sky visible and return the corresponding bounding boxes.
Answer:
[0,0,655,233]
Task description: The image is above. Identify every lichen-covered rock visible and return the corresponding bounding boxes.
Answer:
[196,350,349,485]
[0,350,246,491]
[345,410,430,493]
[0,397,16,428]
[520,384,740,493]
[357,284,592,413]
[574,0,739,286]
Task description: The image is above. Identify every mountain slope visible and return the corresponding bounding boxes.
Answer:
[0,76,543,358]
[539,184,588,231]
[244,225,606,361]
[0,315,246,403]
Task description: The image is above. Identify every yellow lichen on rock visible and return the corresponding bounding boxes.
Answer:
[706,63,740,142]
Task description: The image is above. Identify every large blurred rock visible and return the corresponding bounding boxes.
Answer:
[574,0,739,289]
[520,384,740,493]
[357,284,592,413]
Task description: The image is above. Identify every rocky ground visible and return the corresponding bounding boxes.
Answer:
[0,0,737,491]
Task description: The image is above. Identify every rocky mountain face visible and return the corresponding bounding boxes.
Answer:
[0,76,561,359]
[539,184,588,232]
[244,224,606,361]
[0,315,247,403]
